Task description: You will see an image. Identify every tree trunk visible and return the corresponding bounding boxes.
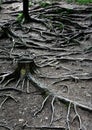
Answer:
[23,0,30,21]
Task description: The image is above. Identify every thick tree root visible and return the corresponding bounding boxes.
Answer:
[28,73,92,128]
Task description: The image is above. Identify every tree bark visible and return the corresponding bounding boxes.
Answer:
[23,0,30,21]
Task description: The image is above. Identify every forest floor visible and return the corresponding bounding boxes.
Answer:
[0,0,92,130]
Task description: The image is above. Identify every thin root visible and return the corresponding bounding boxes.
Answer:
[50,95,56,125]
[21,78,25,91]
[72,104,82,130]
[3,78,14,87]
[34,95,50,116]
[0,94,17,108]
[26,79,30,93]
[0,124,13,130]
[66,102,71,130]
[0,72,13,84]
[15,78,21,88]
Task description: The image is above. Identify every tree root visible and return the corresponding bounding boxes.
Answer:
[22,121,66,129]
[28,73,92,128]
[50,96,56,125]
[0,60,38,93]
[34,94,57,125]
[0,124,13,130]
[0,87,23,93]
[38,72,92,83]
[34,94,50,116]
[0,3,91,53]
[0,2,92,129]
[66,102,84,130]
[0,94,17,108]
[72,104,82,130]
[66,102,71,130]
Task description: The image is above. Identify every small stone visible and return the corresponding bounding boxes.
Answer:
[19,119,24,122]
[45,117,48,120]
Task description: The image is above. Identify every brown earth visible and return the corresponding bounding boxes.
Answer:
[0,1,92,130]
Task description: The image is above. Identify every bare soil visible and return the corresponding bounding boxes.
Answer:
[0,1,92,130]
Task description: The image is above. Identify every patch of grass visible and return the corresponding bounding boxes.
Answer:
[67,0,92,4]
[29,1,34,7]
[17,13,24,23]
[38,1,51,8]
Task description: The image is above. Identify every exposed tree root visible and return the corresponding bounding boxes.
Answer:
[34,94,50,116]
[66,103,83,130]
[0,124,13,130]
[0,87,23,93]
[0,93,17,108]
[72,104,82,130]
[50,95,56,125]
[0,2,92,129]
[0,24,30,51]
[0,59,38,93]
[38,72,92,82]
[66,102,71,130]
[28,72,92,128]
[23,122,66,129]
[1,4,91,52]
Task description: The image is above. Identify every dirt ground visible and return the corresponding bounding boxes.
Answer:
[0,0,92,130]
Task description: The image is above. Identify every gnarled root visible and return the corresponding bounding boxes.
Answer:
[0,60,38,93]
